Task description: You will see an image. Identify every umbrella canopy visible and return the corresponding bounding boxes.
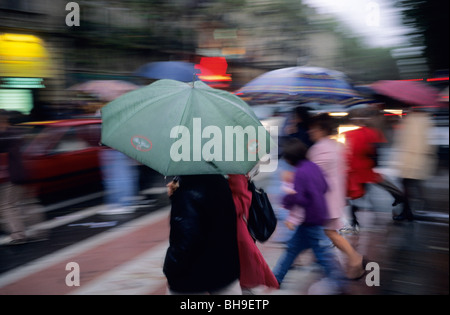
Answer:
[101,79,274,176]
[235,66,364,106]
[69,80,139,102]
[371,80,441,107]
[133,61,205,82]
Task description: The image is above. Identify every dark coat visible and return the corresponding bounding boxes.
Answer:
[0,126,26,184]
[163,174,240,293]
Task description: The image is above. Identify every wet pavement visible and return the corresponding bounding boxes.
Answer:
[0,164,448,295]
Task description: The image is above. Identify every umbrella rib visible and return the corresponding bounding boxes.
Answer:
[162,87,196,176]
[202,89,262,126]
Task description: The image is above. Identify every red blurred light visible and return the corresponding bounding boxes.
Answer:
[399,79,424,81]
[427,77,449,82]
[195,57,231,83]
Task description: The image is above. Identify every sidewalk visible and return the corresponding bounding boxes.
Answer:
[1,202,447,295]
[0,207,171,295]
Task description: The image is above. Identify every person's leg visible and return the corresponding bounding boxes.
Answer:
[308,226,346,290]
[377,177,404,206]
[20,185,48,240]
[100,149,121,208]
[272,225,310,285]
[0,183,26,243]
[114,151,138,208]
[325,229,364,279]
[393,178,415,221]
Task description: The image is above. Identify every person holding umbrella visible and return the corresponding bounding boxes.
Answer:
[390,107,438,221]
[164,174,241,294]
[369,80,441,221]
[100,79,275,294]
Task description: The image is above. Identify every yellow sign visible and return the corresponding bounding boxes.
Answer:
[0,33,51,78]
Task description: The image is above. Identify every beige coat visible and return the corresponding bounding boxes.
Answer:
[392,112,437,180]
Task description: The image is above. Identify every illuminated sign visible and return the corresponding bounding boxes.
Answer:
[0,33,51,78]
[0,77,45,88]
[196,57,232,82]
[0,89,33,114]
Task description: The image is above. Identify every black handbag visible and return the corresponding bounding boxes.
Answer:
[246,180,277,242]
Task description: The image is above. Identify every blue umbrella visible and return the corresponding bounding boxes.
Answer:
[236,66,365,106]
[133,61,203,82]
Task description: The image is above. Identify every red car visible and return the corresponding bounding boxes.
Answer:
[17,118,105,200]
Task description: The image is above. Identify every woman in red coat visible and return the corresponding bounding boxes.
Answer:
[227,174,280,292]
[344,107,404,228]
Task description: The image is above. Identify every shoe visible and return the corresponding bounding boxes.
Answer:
[347,256,368,280]
[348,256,369,280]
[392,197,404,207]
[393,212,414,221]
[339,224,360,235]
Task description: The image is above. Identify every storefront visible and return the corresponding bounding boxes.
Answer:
[0,33,50,115]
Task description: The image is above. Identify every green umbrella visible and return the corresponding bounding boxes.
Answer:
[101,79,275,176]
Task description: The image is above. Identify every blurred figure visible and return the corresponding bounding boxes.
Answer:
[280,169,305,230]
[227,174,279,294]
[391,108,437,221]
[0,110,47,245]
[281,106,314,149]
[164,175,241,295]
[97,103,140,214]
[272,138,346,294]
[98,148,139,214]
[271,105,313,242]
[343,106,404,228]
[308,114,365,280]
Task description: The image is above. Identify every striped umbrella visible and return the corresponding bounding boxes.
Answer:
[235,66,365,106]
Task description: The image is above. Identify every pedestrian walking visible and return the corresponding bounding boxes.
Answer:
[391,108,437,221]
[98,147,140,214]
[281,106,314,149]
[307,114,365,280]
[272,138,346,294]
[271,105,313,242]
[343,106,404,228]
[0,110,48,245]
[164,174,241,294]
[227,174,279,293]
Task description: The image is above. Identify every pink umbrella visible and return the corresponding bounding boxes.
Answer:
[371,80,440,107]
[69,80,140,102]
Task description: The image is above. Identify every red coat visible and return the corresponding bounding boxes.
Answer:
[343,126,386,199]
[227,174,279,289]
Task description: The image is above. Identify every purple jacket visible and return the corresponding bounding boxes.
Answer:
[282,160,329,226]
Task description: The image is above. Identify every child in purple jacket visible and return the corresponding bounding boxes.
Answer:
[272,138,346,294]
